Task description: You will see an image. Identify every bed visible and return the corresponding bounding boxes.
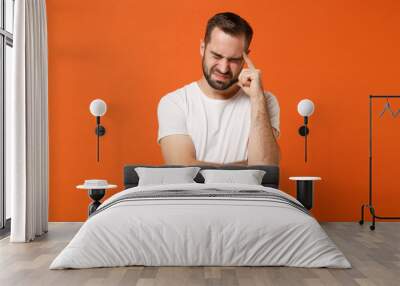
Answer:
[50,165,351,269]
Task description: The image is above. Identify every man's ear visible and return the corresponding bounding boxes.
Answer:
[200,40,205,57]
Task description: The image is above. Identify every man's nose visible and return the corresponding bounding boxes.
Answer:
[217,59,230,74]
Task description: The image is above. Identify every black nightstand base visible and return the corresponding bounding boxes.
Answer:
[88,189,105,216]
[296,181,314,210]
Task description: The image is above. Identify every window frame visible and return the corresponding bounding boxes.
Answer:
[0,0,14,233]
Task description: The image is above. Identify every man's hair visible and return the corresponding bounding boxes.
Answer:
[204,12,253,50]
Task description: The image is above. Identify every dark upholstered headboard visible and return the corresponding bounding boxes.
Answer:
[124,165,279,189]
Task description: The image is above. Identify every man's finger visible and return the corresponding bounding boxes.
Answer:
[243,52,256,69]
[237,80,250,89]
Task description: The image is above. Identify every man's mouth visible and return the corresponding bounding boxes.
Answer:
[213,72,230,81]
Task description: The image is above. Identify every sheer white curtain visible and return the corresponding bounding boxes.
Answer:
[7,0,49,242]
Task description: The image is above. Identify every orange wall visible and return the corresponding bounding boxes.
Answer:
[47,0,400,222]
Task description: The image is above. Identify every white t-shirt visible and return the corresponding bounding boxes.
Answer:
[157,81,280,164]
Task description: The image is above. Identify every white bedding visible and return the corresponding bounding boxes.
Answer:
[50,183,351,269]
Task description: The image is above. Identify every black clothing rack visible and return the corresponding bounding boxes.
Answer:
[359,95,400,230]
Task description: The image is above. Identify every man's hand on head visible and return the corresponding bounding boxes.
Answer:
[237,52,264,99]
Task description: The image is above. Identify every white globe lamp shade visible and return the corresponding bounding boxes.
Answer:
[297,99,315,117]
[90,99,107,117]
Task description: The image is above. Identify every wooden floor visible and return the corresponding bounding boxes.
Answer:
[0,222,399,286]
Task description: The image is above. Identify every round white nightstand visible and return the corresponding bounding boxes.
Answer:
[289,176,321,210]
[77,180,117,216]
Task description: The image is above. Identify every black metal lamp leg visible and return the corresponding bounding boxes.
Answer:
[370,207,376,231]
[359,204,365,225]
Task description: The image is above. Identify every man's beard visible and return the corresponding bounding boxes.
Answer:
[202,57,239,90]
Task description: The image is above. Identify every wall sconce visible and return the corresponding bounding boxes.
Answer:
[297,99,315,162]
[89,99,107,162]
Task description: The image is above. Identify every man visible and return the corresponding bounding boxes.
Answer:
[157,12,280,166]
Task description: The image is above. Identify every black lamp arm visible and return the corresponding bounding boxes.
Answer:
[95,117,106,137]
[94,116,106,162]
[297,116,310,162]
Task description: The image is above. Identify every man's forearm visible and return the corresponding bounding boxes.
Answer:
[247,94,280,165]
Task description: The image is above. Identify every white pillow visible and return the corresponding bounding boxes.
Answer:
[200,169,266,185]
[135,167,201,186]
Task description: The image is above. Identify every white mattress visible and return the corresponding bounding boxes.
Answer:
[50,183,351,269]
